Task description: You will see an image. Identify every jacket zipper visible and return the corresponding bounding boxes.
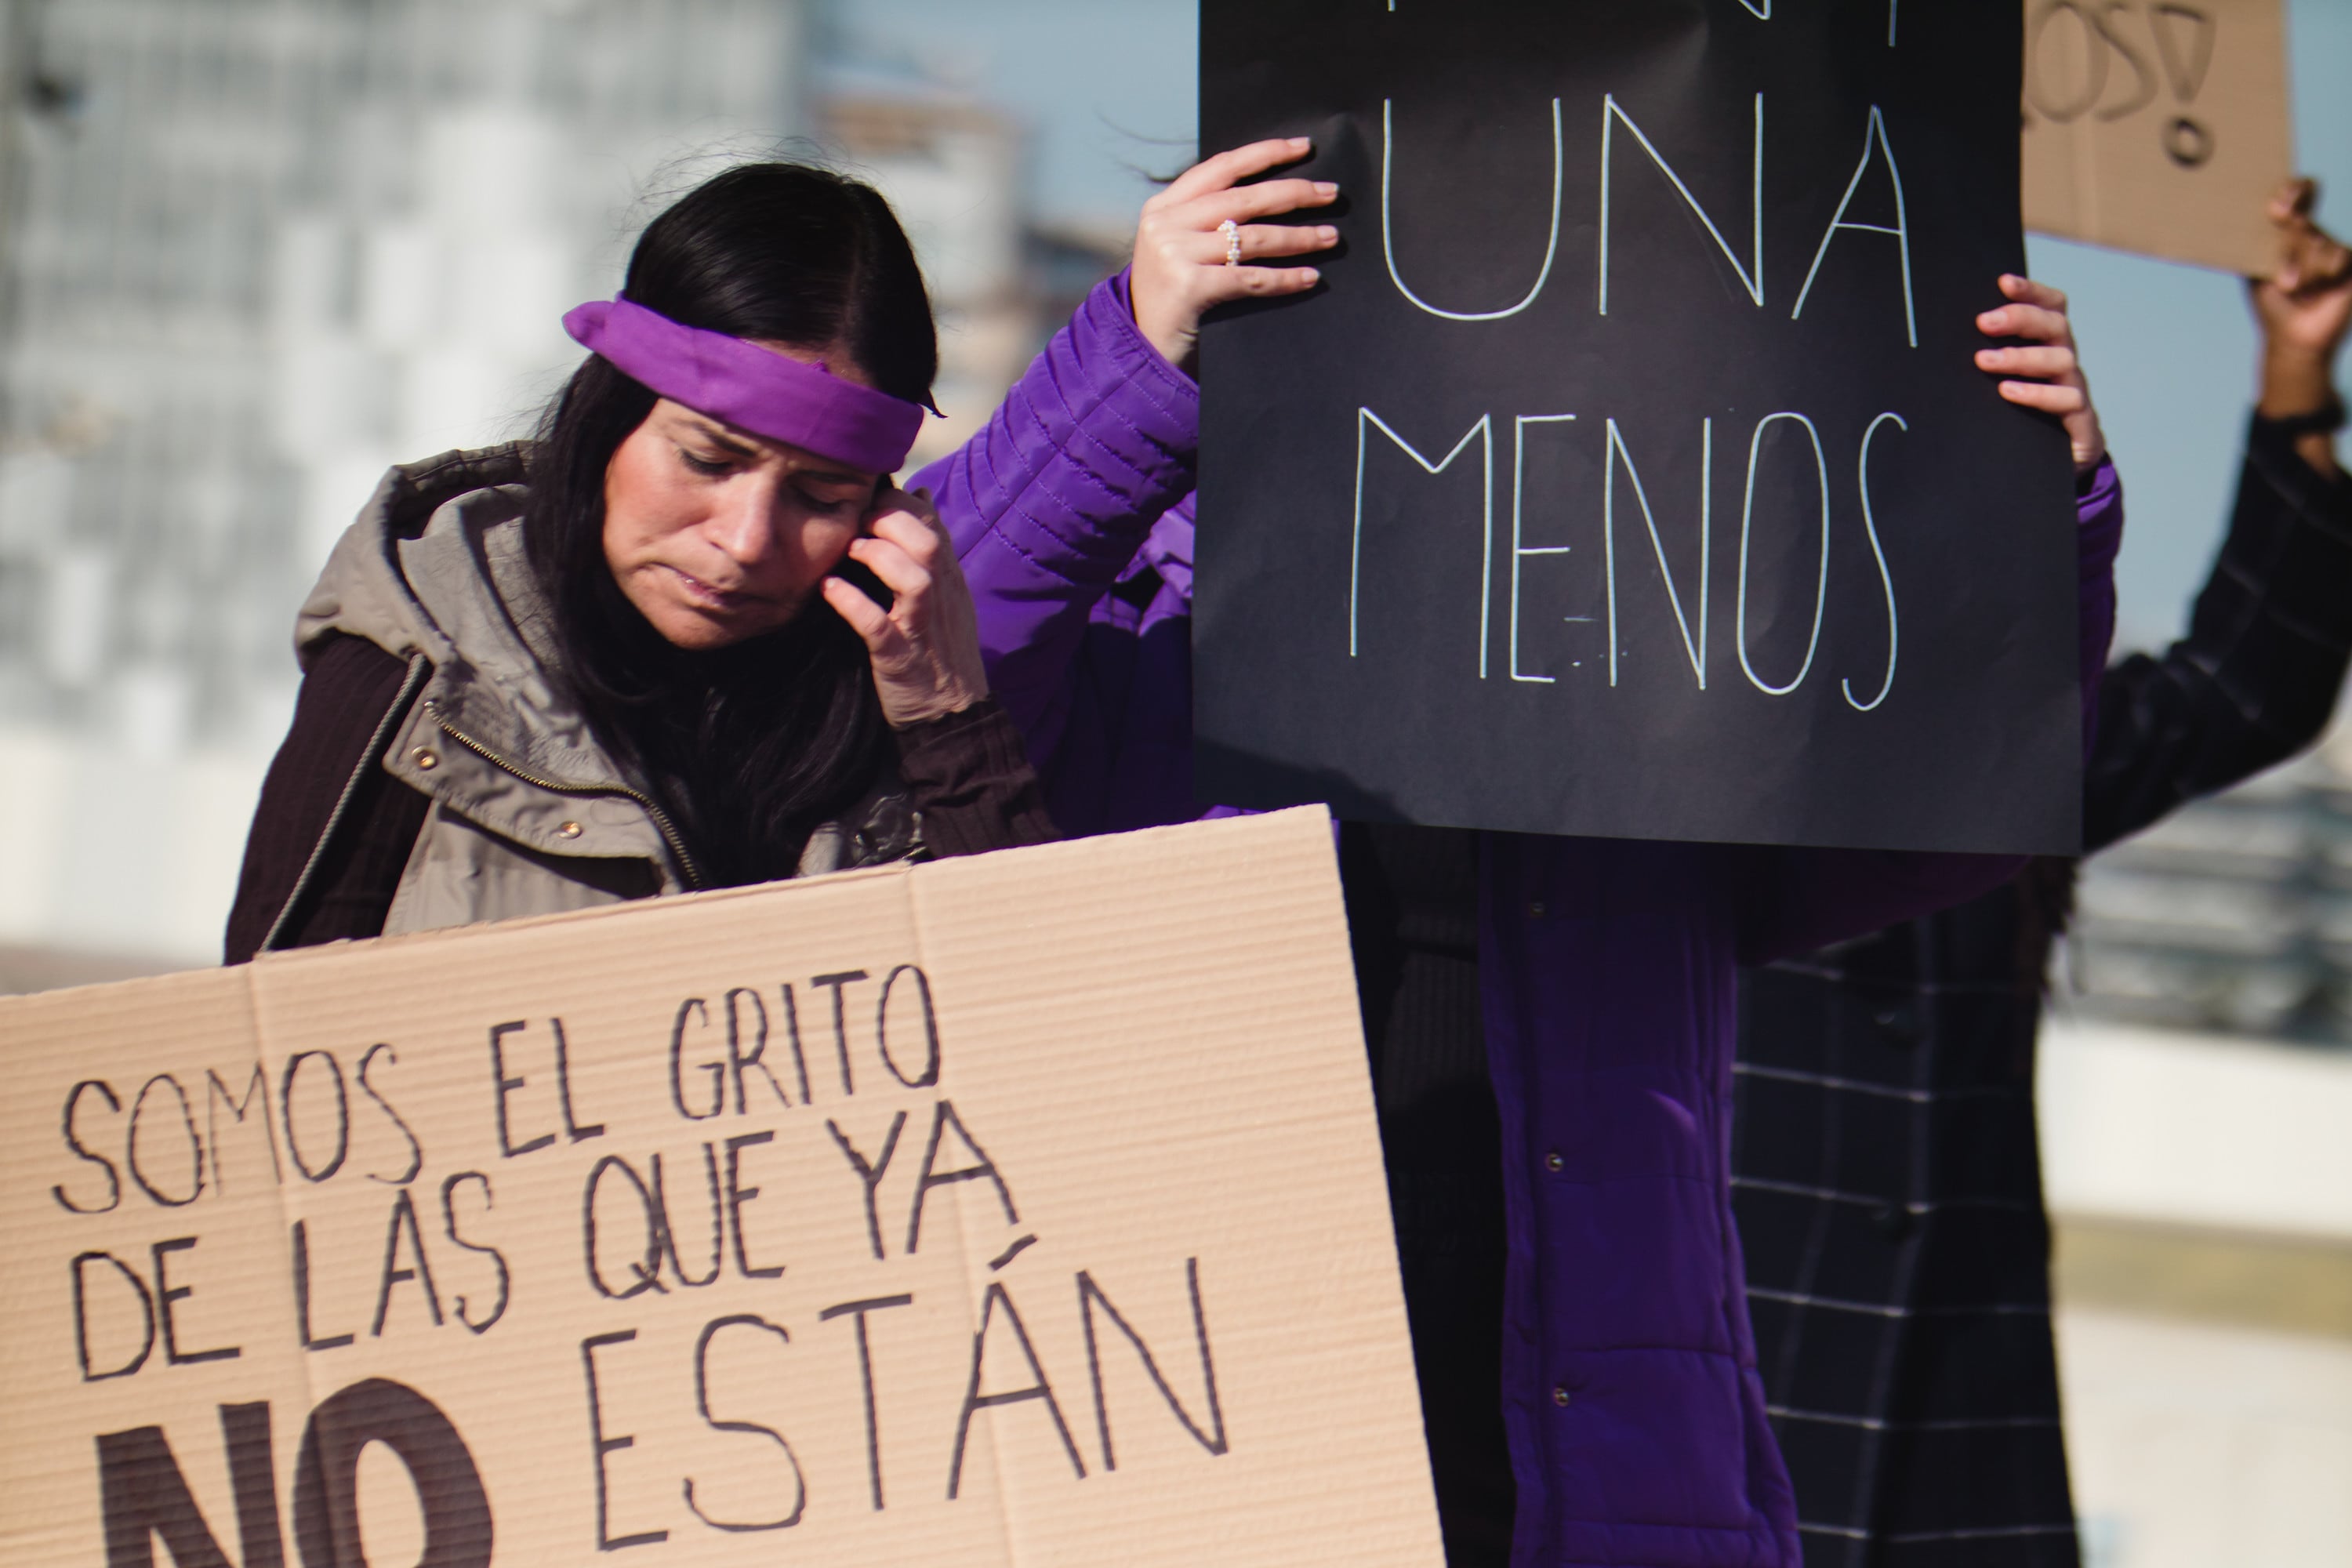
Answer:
[261,652,434,953]
[430,713,708,891]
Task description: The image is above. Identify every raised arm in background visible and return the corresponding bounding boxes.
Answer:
[2086,179,2352,848]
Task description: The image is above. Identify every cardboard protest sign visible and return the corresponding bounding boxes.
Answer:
[1197,0,2083,855]
[2021,0,2293,277]
[0,809,1445,1567]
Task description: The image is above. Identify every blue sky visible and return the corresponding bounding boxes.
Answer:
[828,0,2351,648]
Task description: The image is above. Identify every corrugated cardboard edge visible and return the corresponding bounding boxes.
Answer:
[0,808,1338,1014]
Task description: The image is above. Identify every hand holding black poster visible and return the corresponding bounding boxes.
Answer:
[1196,0,2085,855]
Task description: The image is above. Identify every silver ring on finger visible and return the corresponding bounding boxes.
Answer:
[1220,218,1241,267]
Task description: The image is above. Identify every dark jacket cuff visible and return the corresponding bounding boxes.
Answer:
[2247,411,2352,521]
[895,697,1060,859]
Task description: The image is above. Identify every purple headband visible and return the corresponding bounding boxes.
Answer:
[562,297,927,474]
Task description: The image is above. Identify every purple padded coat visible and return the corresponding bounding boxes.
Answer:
[920,274,2124,1568]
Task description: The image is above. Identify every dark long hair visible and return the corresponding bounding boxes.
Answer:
[523,162,938,885]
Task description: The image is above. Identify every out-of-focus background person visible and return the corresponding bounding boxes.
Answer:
[0,4,2344,1565]
[1733,181,2352,1568]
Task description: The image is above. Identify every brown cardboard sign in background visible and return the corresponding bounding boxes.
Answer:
[2021,0,2294,275]
[0,810,1444,1567]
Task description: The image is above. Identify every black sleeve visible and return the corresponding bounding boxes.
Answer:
[2084,417,2352,853]
[893,697,1059,859]
[223,634,434,964]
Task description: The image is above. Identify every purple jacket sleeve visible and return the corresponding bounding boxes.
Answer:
[1736,459,2125,964]
[917,270,1200,768]
[2074,456,2124,750]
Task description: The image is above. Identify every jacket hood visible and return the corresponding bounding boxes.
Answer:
[296,445,911,897]
[297,445,696,884]
[299,445,597,771]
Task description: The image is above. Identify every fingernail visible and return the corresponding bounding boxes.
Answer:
[1315,181,1338,198]
[1317,225,1338,242]
[1289,136,1312,148]
[1301,267,1322,283]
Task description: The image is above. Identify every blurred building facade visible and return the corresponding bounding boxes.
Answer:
[0,0,811,964]
[2062,735,2352,1043]
[818,67,1126,469]
[0,2,1125,973]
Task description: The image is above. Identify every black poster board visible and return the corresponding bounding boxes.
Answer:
[1196,0,2084,855]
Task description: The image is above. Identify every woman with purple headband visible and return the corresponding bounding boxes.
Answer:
[223,149,1324,956]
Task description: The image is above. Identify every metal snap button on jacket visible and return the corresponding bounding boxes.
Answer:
[557,821,584,840]
[1552,1386,1573,1408]
[411,746,439,771]
[1544,1151,1565,1173]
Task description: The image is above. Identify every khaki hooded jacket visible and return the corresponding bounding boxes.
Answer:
[258,445,912,949]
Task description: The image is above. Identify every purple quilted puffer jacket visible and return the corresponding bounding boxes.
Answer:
[919,274,2123,1568]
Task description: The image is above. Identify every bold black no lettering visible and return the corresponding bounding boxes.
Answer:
[292,1378,492,1568]
[96,1402,281,1568]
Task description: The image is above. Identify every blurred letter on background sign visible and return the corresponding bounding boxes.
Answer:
[2020,0,2293,275]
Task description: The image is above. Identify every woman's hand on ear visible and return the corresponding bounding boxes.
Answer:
[821,486,992,728]
[1975,275,2107,475]
[1129,136,1341,372]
